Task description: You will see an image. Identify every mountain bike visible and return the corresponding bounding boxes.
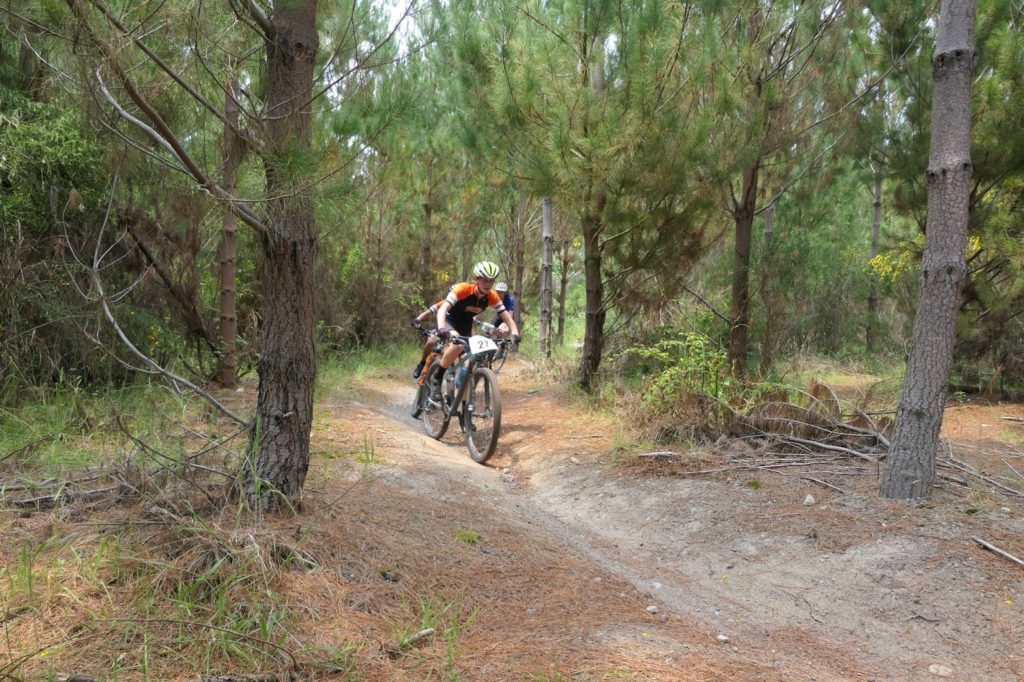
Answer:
[411,332,503,463]
[472,319,515,373]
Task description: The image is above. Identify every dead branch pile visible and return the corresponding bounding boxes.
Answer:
[681,380,1024,498]
[729,380,892,458]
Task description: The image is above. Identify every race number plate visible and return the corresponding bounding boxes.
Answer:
[468,335,499,355]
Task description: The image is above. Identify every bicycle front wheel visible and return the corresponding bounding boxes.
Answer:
[491,347,507,373]
[464,367,502,463]
[421,363,450,439]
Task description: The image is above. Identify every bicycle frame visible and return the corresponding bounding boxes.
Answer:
[443,334,500,416]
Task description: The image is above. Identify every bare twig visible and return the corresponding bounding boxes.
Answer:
[99,616,298,670]
[971,536,1024,569]
[88,269,248,427]
[766,469,847,493]
[774,435,881,463]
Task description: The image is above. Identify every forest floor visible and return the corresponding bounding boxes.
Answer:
[2,354,1024,680]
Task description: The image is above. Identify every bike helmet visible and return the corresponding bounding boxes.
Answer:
[495,282,509,293]
[473,261,500,279]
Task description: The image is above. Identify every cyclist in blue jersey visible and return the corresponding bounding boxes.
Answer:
[492,282,516,335]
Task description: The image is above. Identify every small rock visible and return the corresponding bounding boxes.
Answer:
[570,456,581,465]
[593,577,602,583]
[1000,507,1012,514]
[717,634,729,643]
[660,614,669,623]
[651,581,662,590]
[235,387,244,393]
[927,663,953,677]
[526,607,539,615]
[726,563,735,570]
[646,605,659,614]
[803,494,816,506]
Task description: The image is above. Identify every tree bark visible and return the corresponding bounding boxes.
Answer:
[557,239,570,347]
[866,173,882,355]
[728,161,759,377]
[578,29,606,390]
[513,186,526,331]
[758,199,776,376]
[218,73,242,388]
[539,197,554,357]
[881,0,975,500]
[421,163,434,302]
[580,204,605,389]
[239,0,319,512]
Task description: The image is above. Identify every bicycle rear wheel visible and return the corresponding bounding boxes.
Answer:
[421,363,450,439]
[464,367,502,463]
[410,381,426,419]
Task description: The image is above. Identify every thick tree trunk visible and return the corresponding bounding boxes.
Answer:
[513,187,526,331]
[539,197,554,357]
[578,29,605,389]
[881,0,975,500]
[557,239,570,346]
[758,199,775,376]
[240,0,319,512]
[217,75,242,388]
[580,200,606,389]
[728,161,759,377]
[866,173,882,354]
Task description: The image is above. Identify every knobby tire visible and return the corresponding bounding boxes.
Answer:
[464,367,501,463]
[421,363,450,439]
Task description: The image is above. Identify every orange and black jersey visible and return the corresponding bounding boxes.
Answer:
[444,283,506,336]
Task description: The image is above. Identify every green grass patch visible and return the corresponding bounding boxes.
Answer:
[317,342,421,395]
[0,382,208,474]
[454,529,482,544]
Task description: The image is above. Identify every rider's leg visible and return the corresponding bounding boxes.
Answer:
[413,334,435,379]
[439,342,462,369]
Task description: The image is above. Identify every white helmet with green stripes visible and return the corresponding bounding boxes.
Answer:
[473,261,500,279]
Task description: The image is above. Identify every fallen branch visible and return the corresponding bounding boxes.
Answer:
[775,435,881,462]
[402,627,436,647]
[765,469,847,493]
[636,451,678,458]
[1000,416,1024,423]
[10,486,118,510]
[385,627,436,659]
[940,458,1024,498]
[196,674,299,682]
[971,536,1024,569]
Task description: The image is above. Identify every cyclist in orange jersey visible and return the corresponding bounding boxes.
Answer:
[430,261,520,397]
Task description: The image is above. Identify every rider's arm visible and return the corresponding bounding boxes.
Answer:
[436,300,452,333]
[498,309,519,338]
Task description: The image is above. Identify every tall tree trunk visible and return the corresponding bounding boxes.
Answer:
[580,204,606,389]
[539,197,554,357]
[881,0,975,500]
[728,161,760,377]
[513,186,526,330]
[557,239,570,346]
[578,28,606,390]
[866,173,882,354]
[758,199,775,376]
[217,74,242,388]
[240,0,319,512]
[421,164,434,301]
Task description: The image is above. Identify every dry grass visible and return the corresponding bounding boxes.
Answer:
[0,453,740,681]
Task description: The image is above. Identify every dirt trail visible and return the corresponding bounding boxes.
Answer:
[352,358,1024,681]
